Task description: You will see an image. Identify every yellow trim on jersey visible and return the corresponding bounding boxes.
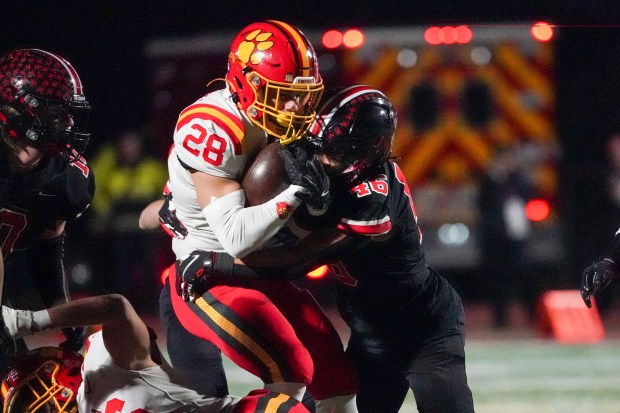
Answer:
[178,106,245,143]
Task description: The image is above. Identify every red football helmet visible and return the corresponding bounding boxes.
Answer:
[1,347,83,413]
[0,49,91,161]
[308,85,397,184]
[226,20,324,144]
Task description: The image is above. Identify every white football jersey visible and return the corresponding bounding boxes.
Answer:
[168,87,269,258]
[77,331,239,412]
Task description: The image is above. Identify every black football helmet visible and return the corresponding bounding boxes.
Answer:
[0,49,91,161]
[308,85,396,184]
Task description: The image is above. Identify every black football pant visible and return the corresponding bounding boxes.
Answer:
[160,281,229,397]
[346,301,475,412]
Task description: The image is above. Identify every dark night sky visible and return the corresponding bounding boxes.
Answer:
[2,0,619,145]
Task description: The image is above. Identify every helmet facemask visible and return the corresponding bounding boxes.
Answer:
[250,72,323,144]
[3,95,91,162]
[1,347,82,413]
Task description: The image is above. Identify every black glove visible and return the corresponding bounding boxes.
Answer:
[60,326,88,352]
[279,144,331,214]
[580,258,616,308]
[159,194,188,239]
[296,157,331,214]
[175,250,215,302]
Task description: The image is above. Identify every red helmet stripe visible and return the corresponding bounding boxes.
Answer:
[31,49,83,95]
[176,104,244,154]
[267,20,312,78]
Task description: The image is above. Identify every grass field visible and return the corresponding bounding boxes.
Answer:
[223,337,620,413]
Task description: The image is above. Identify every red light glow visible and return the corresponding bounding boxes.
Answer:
[525,199,551,221]
[425,27,443,45]
[160,267,170,285]
[425,26,472,45]
[455,26,473,44]
[531,22,553,42]
[322,30,343,49]
[307,265,330,279]
[343,29,365,48]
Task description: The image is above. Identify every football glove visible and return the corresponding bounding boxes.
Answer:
[159,194,188,239]
[279,143,331,214]
[175,250,215,302]
[580,258,616,308]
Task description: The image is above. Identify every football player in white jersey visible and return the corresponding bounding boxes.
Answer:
[161,20,359,412]
[0,293,311,413]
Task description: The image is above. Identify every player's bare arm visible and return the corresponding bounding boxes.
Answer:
[4,295,155,370]
[139,199,165,230]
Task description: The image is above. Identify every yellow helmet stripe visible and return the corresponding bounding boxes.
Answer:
[267,20,311,77]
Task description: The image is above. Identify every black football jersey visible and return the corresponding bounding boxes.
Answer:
[0,151,95,258]
[323,161,456,328]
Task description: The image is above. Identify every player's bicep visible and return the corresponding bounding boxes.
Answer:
[101,295,153,370]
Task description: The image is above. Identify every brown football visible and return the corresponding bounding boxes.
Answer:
[242,142,290,206]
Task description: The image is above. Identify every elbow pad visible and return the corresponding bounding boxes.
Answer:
[203,186,303,258]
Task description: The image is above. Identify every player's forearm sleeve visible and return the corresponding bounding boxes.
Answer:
[203,186,304,258]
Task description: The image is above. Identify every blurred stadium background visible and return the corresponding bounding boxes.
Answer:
[5,2,620,411]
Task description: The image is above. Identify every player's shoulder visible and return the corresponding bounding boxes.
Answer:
[175,89,246,141]
[46,156,95,216]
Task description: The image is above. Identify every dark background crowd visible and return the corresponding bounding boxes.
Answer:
[3,1,620,325]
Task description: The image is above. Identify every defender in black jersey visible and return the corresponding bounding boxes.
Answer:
[177,85,475,412]
[0,49,95,372]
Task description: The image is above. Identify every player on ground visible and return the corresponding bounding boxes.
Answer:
[162,20,358,411]
[0,294,310,413]
[0,49,95,371]
[177,85,476,413]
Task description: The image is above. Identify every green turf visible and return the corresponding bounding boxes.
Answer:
[224,338,620,413]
